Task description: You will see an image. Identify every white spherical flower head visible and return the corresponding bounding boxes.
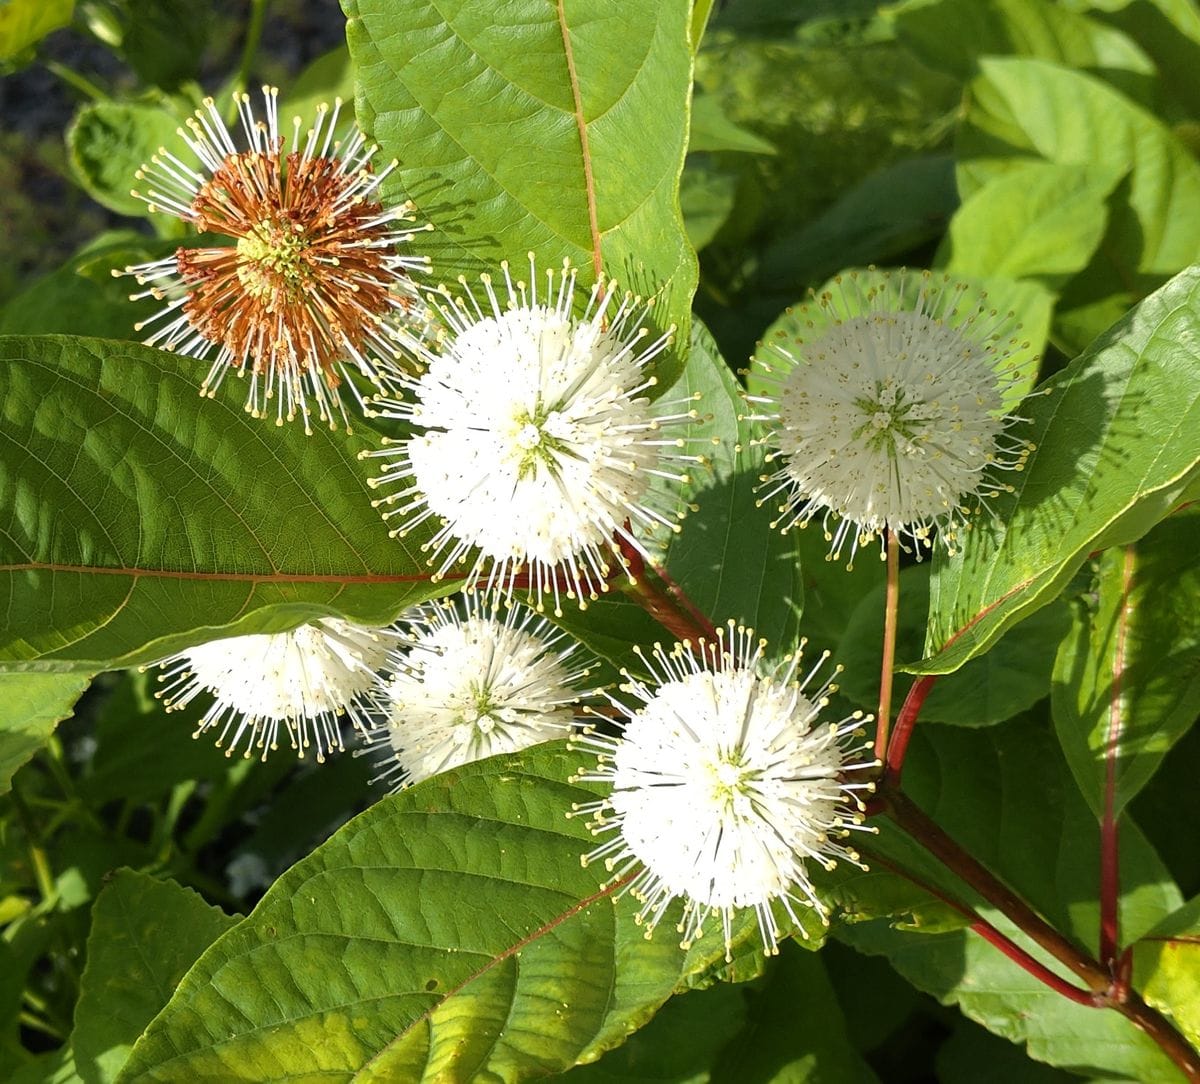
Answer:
[154,617,398,762]
[746,270,1036,564]
[573,623,877,960]
[366,594,593,789]
[364,256,703,614]
[119,87,432,432]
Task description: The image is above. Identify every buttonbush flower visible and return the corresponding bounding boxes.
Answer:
[573,623,875,959]
[364,256,703,613]
[745,270,1035,563]
[154,617,398,762]
[365,593,592,789]
[121,87,430,432]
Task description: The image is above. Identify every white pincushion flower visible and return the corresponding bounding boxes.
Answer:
[120,87,431,432]
[363,256,702,614]
[366,594,592,788]
[154,617,399,761]
[573,623,876,959]
[745,270,1035,563]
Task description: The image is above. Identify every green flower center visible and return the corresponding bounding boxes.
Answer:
[235,219,312,300]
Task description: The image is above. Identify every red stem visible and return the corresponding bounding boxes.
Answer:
[646,559,719,643]
[861,846,1099,1006]
[883,674,938,784]
[1100,546,1136,967]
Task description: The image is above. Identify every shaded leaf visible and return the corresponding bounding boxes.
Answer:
[73,870,236,1084]
[920,266,1200,675]
[892,0,1155,89]
[0,335,444,671]
[689,93,775,155]
[710,944,878,1082]
[1052,512,1200,818]
[839,565,1071,727]
[0,672,91,794]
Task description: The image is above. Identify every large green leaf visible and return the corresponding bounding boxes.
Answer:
[835,718,1185,1080]
[957,57,1200,351]
[0,672,91,793]
[938,160,1120,289]
[0,335,444,672]
[72,871,236,1084]
[116,744,819,1081]
[891,0,1155,87]
[1052,512,1200,818]
[345,0,699,342]
[919,266,1200,675]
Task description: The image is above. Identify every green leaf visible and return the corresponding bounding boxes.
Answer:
[281,46,356,123]
[0,235,160,340]
[1052,512,1200,818]
[957,57,1200,348]
[710,944,878,1082]
[1083,0,1200,120]
[116,743,818,1081]
[109,0,210,91]
[938,161,1121,289]
[0,0,72,60]
[755,155,959,298]
[936,1015,1083,1084]
[1133,895,1200,1051]
[346,0,699,342]
[689,93,775,155]
[838,565,1071,727]
[0,335,445,672]
[836,718,1185,1080]
[72,870,236,1084]
[0,672,91,794]
[680,160,738,252]
[919,267,1200,675]
[891,0,1156,86]
[67,100,190,222]
[546,981,746,1082]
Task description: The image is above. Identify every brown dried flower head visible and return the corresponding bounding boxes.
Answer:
[120,86,431,431]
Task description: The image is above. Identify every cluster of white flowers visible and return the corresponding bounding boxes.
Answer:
[130,91,1038,962]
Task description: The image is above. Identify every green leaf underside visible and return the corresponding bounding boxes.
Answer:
[833,718,1184,1080]
[345,0,699,344]
[0,671,91,793]
[117,745,819,1082]
[0,335,446,672]
[72,871,237,1084]
[1052,513,1200,819]
[920,265,1200,675]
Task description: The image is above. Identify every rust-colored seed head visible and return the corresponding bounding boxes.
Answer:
[122,87,432,433]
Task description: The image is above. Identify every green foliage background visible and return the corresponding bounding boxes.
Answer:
[1,0,1199,1081]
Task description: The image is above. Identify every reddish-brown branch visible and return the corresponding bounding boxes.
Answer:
[879,790,1200,1079]
[1100,546,1136,967]
[645,559,719,643]
[860,846,1099,1006]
